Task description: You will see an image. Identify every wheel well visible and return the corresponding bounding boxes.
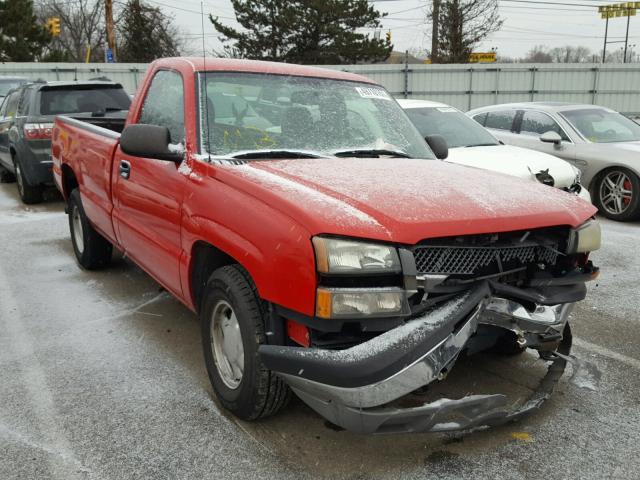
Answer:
[190,241,237,313]
[61,164,79,200]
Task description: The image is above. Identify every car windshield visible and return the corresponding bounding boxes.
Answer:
[39,86,131,115]
[197,72,434,159]
[404,106,499,148]
[562,108,640,143]
[0,79,25,97]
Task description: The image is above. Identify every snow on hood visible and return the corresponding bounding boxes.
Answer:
[219,157,596,244]
[446,144,578,188]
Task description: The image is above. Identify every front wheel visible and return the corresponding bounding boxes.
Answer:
[14,158,43,204]
[68,189,113,269]
[595,168,640,221]
[201,265,290,420]
[0,165,16,183]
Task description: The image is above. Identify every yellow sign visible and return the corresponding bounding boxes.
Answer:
[469,52,497,63]
[599,2,638,17]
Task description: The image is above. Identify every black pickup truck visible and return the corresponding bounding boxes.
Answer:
[0,80,131,203]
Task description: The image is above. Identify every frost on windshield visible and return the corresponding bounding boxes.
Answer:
[197,72,433,159]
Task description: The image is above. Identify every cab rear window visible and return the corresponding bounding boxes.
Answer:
[39,86,131,115]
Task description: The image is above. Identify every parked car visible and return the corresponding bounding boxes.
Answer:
[0,76,27,103]
[398,99,590,203]
[0,80,131,203]
[468,102,640,221]
[52,57,600,434]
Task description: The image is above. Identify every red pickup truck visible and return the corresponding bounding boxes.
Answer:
[52,57,600,434]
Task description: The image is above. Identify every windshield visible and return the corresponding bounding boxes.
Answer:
[39,86,131,116]
[404,106,499,148]
[197,72,434,159]
[0,79,26,97]
[562,108,640,143]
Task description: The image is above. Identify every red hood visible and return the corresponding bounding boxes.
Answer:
[214,158,597,244]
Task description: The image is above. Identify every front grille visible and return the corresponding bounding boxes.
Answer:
[413,244,558,275]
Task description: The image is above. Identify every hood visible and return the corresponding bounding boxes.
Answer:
[446,145,578,188]
[216,158,596,244]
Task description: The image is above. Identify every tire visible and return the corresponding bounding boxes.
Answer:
[594,167,640,222]
[68,189,113,269]
[201,265,291,420]
[14,157,43,204]
[0,165,15,183]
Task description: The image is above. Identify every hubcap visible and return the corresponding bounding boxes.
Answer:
[211,300,244,389]
[71,205,84,254]
[600,171,633,215]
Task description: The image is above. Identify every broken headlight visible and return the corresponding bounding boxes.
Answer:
[567,220,601,253]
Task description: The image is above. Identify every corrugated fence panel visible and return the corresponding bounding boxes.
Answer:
[2,62,640,114]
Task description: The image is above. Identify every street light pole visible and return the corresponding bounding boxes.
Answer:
[603,15,609,63]
[624,9,631,63]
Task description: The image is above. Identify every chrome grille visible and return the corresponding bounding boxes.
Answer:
[413,244,558,275]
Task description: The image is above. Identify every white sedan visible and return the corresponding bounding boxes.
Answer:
[398,99,591,203]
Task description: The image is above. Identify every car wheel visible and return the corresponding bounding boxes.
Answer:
[595,168,640,221]
[201,265,291,420]
[68,189,113,269]
[14,158,43,204]
[0,165,16,183]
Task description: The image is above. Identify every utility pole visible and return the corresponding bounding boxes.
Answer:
[431,0,439,63]
[624,11,631,63]
[105,0,116,62]
[602,15,608,63]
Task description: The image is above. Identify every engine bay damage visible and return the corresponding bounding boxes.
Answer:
[260,226,599,434]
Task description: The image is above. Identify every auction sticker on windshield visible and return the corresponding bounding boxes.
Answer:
[355,86,391,101]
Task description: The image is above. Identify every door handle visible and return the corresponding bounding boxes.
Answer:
[119,160,131,179]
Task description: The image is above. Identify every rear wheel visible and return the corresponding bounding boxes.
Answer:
[14,157,43,204]
[68,189,113,269]
[201,265,290,420]
[595,168,640,221]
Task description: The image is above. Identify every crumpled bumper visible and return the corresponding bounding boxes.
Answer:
[259,281,575,434]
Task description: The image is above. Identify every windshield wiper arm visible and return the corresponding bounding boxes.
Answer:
[464,143,499,147]
[333,148,412,158]
[228,149,328,160]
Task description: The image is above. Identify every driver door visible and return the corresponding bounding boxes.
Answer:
[112,70,187,298]
[512,110,576,163]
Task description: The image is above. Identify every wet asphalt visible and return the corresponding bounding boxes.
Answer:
[0,182,639,480]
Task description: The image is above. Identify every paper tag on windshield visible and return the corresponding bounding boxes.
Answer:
[355,86,391,101]
[437,107,457,113]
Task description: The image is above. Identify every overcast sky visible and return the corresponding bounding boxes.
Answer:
[152,0,640,60]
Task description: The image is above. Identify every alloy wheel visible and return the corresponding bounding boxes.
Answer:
[599,170,633,215]
[71,205,85,254]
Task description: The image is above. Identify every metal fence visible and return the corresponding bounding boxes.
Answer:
[2,61,640,115]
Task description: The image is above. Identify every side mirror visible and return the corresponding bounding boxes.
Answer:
[425,134,449,160]
[120,124,184,162]
[540,130,562,145]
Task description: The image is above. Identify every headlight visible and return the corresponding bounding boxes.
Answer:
[568,220,601,253]
[312,237,401,274]
[316,288,410,319]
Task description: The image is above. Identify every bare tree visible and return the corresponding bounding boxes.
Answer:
[37,0,106,62]
[522,45,553,63]
[430,0,502,63]
[549,45,592,63]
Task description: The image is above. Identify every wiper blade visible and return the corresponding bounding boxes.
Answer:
[228,149,327,160]
[464,143,500,147]
[333,148,412,158]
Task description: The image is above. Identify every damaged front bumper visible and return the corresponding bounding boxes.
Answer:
[260,281,576,434]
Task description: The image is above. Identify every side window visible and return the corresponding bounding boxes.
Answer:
[472,112,488,127]
[484,110,516,131]
[4,92,21,118]
[520,110,569,141]
[17,88,31,116]
[139,70,185,143]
